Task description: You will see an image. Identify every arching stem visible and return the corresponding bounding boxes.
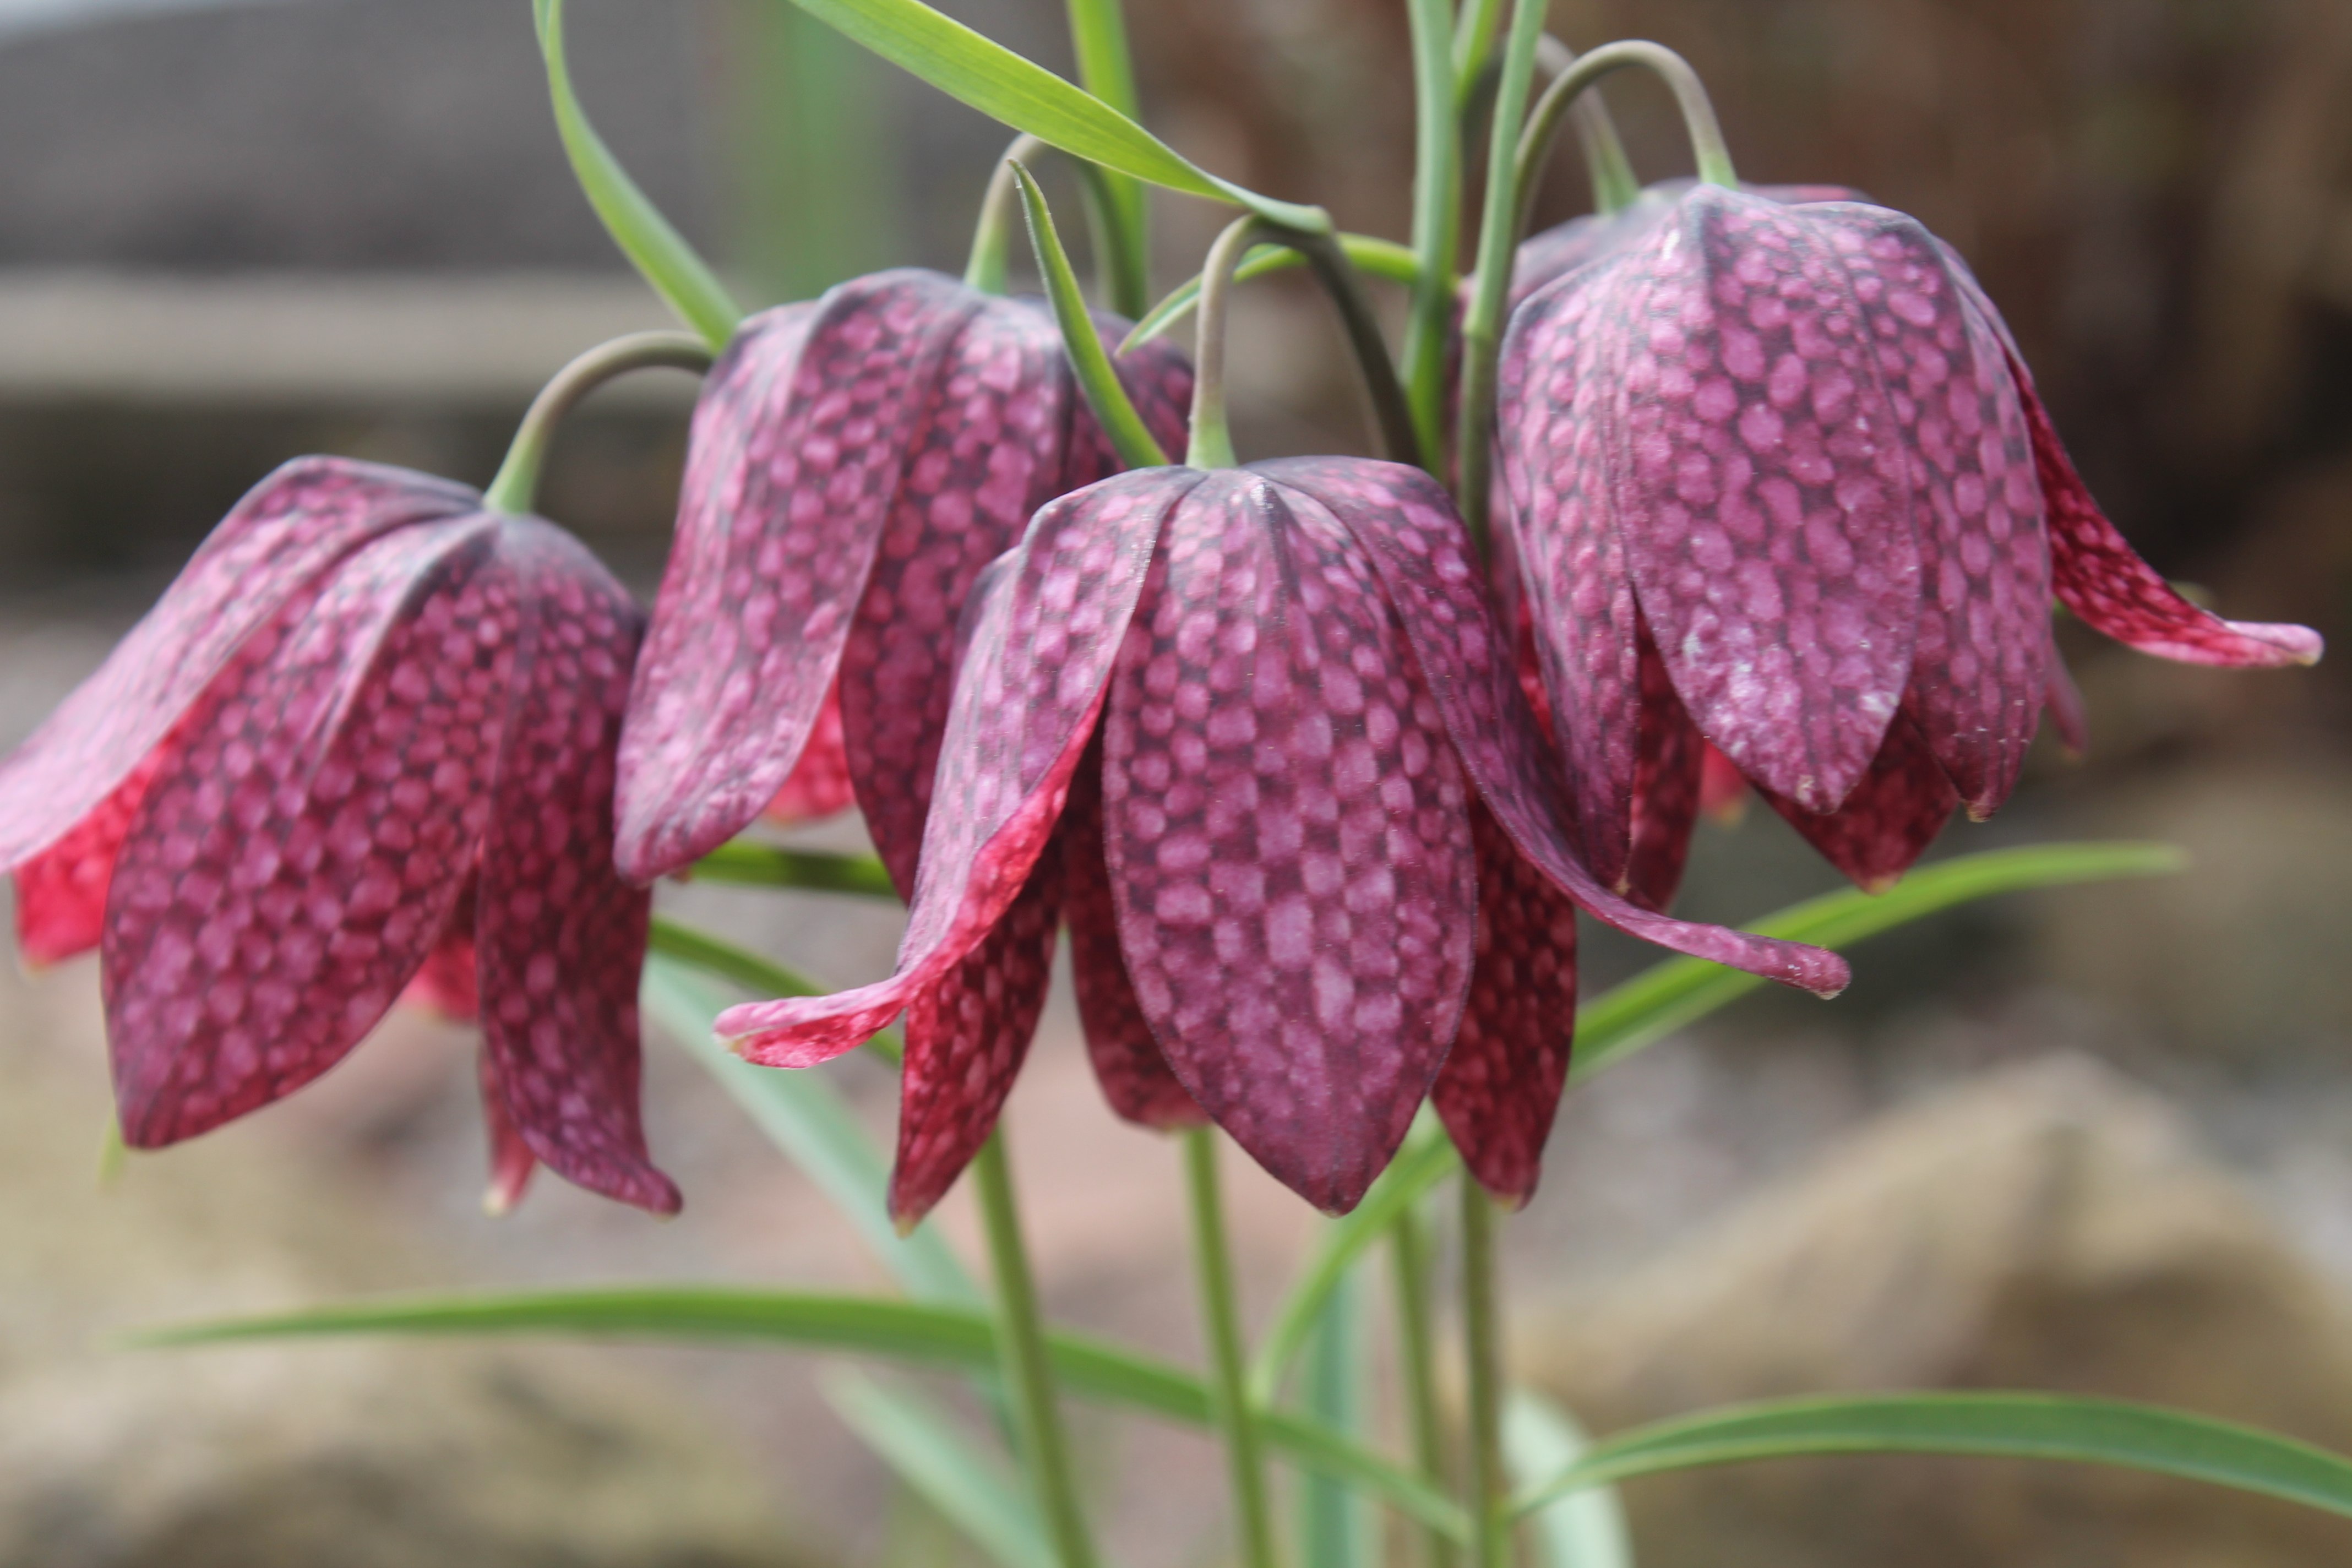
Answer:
[484,332,713,516]
[966,133,1054,294]
[1517,40,1736,210]
[1533,35,1641,215]
[1187,215,1265,470]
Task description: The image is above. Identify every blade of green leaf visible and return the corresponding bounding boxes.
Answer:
[1123,234,1421,349]
[1249,842,2185,1396]
[1507,1390,1634,1568]
[688,841,901,898]
[1059,0,1148,316]
[1570,841,2185,1084]
[532,0,742,347]
[143,1287,1468,1543]
[1513,1393,2352,1525]
[1297,1267,1376,1568]
[643,959,950,1294]
[825,1368,1055,1568]
[1012,164,1169,470]
[782,0,1326,233]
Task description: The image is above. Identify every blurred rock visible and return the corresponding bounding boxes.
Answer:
[1517,1054,2352,1568]
[0,976,815,1568]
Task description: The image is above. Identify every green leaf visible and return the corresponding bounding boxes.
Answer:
[824,1369,1055,1568]
[1249,842,2186,1396]
[1569,841,2185,1085]
[1507,1390,1634,1568]
[1123,235,1420,349]
[1012,164,1169,470]
[1057,0,1150,317]
[642,959,948,1293]
[142,1286,1469,1542]
[531,0,742,347]
[781,0,1327,233]
[1513,1393,2352,1526]
[1297,1267,1376,1568]
[688,841,901,899]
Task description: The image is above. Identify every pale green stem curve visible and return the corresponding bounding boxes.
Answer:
[966,133,1054,293]
[484,332,712,516]
[1185,1128,1282,1568]
[1517,40,1736,209]
[1186,215,1265,470]
[1532,35,1640,214]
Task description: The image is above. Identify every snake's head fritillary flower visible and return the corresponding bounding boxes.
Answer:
[1498,184,2322,902]
[0,457,677,1214]
[1508,178,1865,315]
[712,459,1847,1219]
[614,269,1191,892]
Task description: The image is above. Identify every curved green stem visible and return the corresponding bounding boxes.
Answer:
[1060,0,1151,315]
[1451,0,1549,556]
[1187,215,1264,470]
[1120,233,1419,350]
[1460,1180,1510,1568]
[1185,1129,1282,1568]
[967,133,1053,293]
[1402,0,1462,471]
[1533,35,1640,214]
[484,332,712,516]
[1295,231,1423,467]
[1390,1200,1457,1568]
[1518,41,1736,209]
[1450,0,1506,109]
[973,1134,1102,1568]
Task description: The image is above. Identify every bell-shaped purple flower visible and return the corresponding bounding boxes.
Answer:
[1498,184,2322,901]
[0,457,677,1214]
[712,459,1847,1219]
[614,269,1191,894]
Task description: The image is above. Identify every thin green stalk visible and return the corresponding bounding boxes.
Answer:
[1390,1201,1456,1568]
[1295,231,1423,467]
[1516,41,1736,210]
[1187,215,1264,470]
[967,133,1054,293]
[1185,1128,1282,1568]
[1401,0,1461,470]
[1060,0,1151,315]
[484,332,712,515]
[1450,0,1506,108]
[1451,0,1549,554]
[1532,35,1640,215]
[1460,1180,1511,1568]
[973,1134,1101,1568]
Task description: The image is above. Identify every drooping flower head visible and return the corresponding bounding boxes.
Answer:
[0,458,677,1213]
[714,458,1847,1220]
[1498,184,2322,903]
[616,269,1190,890]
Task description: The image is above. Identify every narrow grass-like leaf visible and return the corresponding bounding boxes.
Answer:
[1123,235,1421,349]
[1250,842,2185,1395]
[1507,1390,1634,1568]
[1297,1268,1376,1568]
[1513,1393,2352,1525]
[143,1287,1468,1542]
[643,960,944,1291]
[825,1369,1054,1568]
[782,0,1326,232]
[1012,164,1168,470]
[532,0,741,347]
[688,842,900,898]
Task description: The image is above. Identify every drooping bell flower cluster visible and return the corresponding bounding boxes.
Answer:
[0,458,678,1213]
[1496,183,2322,903]
[616,268,1191,892]
[716,456,1848,1219]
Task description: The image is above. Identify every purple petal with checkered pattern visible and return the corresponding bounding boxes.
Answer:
[478,1048,538,1217]
[477,520,675,1214]
[717,469,1198,1065]
[1624,624,1703,913]
[0,458,475,876]
[106,516,511,1147]
[1100,472,1478,1213]
[1265,456,1849,996]
[1433,802,1578,1206]
[1507,180,1868,315]
[1762,699,1957,892]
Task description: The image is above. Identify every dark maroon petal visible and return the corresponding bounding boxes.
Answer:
[1495,254,1644,881]
[761,682,855,827]
[617,276,982,883]
[717,469,1199,1064]
[1060,741,1202,1130]
[106,517,511,1147]
[1101,471,1477,1215]
[1822,208,2049,815]
[477,520,677,1215]
[12,746,170,966]
[478,1048,538,1217]
[888,846,1066,1226]
[2013,358,2322,667]
[1624,625,1702,913]
[1763,701,1957,892]
[1434,802,1577,1207]
[400,878,479,1022]
[2045,640,2089,756]
[1607,187,1928,810]
[1272,455,1850,995]
[0,458,473,875]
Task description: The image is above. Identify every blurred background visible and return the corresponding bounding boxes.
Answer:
[0,1,2347,1564]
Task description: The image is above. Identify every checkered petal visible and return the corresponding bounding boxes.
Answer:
[1763,699,1957,892]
